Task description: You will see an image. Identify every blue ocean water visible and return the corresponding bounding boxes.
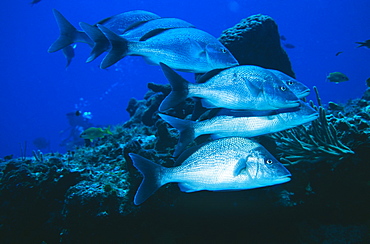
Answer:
[1,0,369,158]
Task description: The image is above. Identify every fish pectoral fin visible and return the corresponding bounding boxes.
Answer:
[247,79,263,97]
[200,99,217,109]
[188,39,205,57]
[178,183,198,192]
[233,157,247,176]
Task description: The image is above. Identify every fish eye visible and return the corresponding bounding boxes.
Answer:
[221,48,227,53]
[287,81,294,85]
[280,86,287,91]
[266,159,273,165]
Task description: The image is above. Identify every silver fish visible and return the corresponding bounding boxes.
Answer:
[97,26,239,71]
[81,17,195,63]
[79,10,161,62]
[160,101,318,156]
[268,69,310,98]
[129,137,291,205]
[49,9,160,62]
[95,10,160,34]
[159,63,300,112]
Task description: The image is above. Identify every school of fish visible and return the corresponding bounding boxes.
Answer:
[49,10,318,205]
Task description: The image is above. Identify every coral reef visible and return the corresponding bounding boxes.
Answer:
[1,15,369,244]
[270,87,369,165]
[272,106,355,165]
[219,14,295,77]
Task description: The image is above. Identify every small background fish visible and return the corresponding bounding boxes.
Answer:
[326,72,349,84]
[80,126,113,141]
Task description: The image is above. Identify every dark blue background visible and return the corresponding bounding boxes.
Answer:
[1,0,369,157]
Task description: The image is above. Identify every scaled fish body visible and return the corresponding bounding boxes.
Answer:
[268,69,310,98]
[98,26,239,71]
[159,63,300,112]
[129,137,291,205]
[160,101,318,156]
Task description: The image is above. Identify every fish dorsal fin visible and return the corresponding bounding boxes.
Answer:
[139,28,169,41]
[95,16,114,26]
[196,68,225,83]
[174,141,209,166]
[234,157,247,176]
[123,20,150,33]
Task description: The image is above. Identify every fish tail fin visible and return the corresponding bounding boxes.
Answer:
[62,45,75,68]
[158,114,195,157]
[129,153,167,205]
[159,63,190,112]
[97,24,129,69]
[104,126,113,135]
[79,22,110,63]
[48,9,82,53]
[355,41,364,48]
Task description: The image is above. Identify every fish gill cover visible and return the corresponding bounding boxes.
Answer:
[1,1,370,243]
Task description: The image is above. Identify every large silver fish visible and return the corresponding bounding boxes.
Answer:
[160,101,318,156]
[159,63,300,112]
[97,25,239,71]
[80,17,195,63]
[95,10,160,34]
[129,137,291,205]
[268,69,310,98]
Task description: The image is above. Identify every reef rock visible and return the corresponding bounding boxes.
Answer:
[219,14,295,78]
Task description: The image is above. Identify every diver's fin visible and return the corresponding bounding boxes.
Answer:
[158,114,195,157]
[159,63,190,112]
[79,22,110,63]
[48,9,89,53]
[129,153,167,205]
[98,24,129,69]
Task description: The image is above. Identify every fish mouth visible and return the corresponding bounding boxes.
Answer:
[273,176,291,185]
[296,89,310,99]
[280,100,300,109]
